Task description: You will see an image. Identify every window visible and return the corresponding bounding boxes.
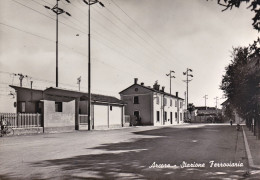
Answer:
[134,96,139,104]
[170,99,172,106]
[180,113,183,121]
[110,105,113,111]
[164,111,167,121]
[175,112,177,121]
[175,100,177,107]
[163,98,167,106]
[156,97,159,104]
[180,101,183,108]
[157,111,160,122]
[134,111,140,119]
[55,102,63,112]
[21,102,26,112]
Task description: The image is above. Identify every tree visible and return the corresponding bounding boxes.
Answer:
[215,0,260,31]
[213,0,260,138]
[211,0,260,57]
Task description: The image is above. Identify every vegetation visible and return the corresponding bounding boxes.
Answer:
[211,0,260,138]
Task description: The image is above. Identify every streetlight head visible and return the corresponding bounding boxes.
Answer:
[65,12,71,16]
[183,72,186,75]
[44,6,51,9]
[189,75,193,77]
[166,74,169,76]
[99,1,105,7]
[171,70,175,73]
[83,0,89,5]
[188,69,192,72]
[65,0,71,3]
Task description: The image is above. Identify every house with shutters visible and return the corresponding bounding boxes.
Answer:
[119,78,185,126]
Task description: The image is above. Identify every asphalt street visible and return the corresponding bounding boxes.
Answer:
[0,124,259,179]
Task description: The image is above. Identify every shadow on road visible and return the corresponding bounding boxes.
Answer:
[31,126,250,180]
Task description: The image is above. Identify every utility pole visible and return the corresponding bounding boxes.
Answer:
[214,96,219,115]
[15,73,28,87]
[166,70,175,94]
[77,76,81,91]
[214,96,219,109]
[83,0,105,131]
[203,95,208,109]
[183,68,193,109]
[44,0,71,87]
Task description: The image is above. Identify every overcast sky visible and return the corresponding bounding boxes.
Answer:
[0,0,258,112]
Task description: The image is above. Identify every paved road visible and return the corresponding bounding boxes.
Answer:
[0,124,259,179]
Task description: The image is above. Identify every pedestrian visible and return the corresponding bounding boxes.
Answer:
[230,119,233,126]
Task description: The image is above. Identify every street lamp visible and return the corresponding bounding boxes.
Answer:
[183,68,193,109]
[44,0,71,87]
[83,0,105,130]
[166,70,175,94]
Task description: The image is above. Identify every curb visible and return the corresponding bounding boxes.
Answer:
[242,126,260,169]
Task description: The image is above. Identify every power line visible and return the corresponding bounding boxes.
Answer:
[109,0,184,68]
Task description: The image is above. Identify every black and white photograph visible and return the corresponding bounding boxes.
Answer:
[0,0,260,179]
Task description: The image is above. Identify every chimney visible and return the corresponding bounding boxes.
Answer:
[176,92,178,97]
[161,86,165,92]
[153,81,160,90]
[134,78,138,84]
[140,82,144,86]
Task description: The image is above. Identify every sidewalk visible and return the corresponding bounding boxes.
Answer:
[242,126,260,169]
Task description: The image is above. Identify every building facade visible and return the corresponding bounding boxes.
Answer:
[120,79,185,126]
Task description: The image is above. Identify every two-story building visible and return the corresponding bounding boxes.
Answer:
[119,78,185,126]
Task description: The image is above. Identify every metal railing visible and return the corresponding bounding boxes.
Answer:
[0,113,42,128]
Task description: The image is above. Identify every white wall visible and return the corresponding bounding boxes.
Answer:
[109,106,122,125]
[94,104,108,126]
[44,100,75,128]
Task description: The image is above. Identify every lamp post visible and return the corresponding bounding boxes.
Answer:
[183,68,193,109]
[83,0,105,130]
[44,0,71,87]
[166,70,175,94]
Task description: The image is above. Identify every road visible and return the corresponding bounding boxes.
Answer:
[0,124,259,179]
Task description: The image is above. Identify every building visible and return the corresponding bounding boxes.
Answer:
[119,78,185,126]
[10,85,125,133]
[191,106,222,123]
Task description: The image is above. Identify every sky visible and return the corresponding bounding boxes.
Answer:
[0,0,258,112]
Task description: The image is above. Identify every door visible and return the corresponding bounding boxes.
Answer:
[170,112,173,124]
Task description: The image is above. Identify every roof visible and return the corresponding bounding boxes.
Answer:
[195,106,220,111]
[10,85,125,105]
[119,83,184,100]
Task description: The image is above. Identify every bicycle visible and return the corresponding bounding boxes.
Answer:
[0,119,14,137]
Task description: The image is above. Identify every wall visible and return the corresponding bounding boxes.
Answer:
[153,94,184,126]
[94,104,108,127]
[43,100,75,132]
[109,105,122,126]
[16,89,43,113]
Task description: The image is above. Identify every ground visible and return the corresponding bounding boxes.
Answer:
[0,124,260,179]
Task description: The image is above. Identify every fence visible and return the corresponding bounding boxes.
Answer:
[0,113,42,128]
